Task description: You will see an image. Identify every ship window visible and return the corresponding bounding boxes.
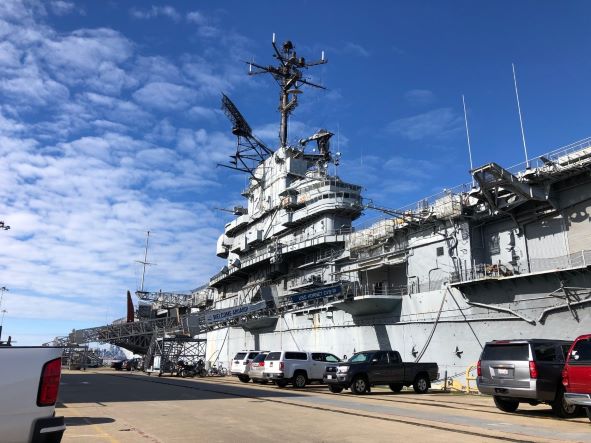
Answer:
[489,233,500,255]
[436,247,444,256]
[344,193,350,198]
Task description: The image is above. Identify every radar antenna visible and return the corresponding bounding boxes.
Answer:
[248,33,327,148]
[219,93,273,180]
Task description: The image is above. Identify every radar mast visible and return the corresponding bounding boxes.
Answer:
[248,34,327,148]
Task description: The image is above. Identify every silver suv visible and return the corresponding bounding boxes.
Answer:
[477,339,577,417]
[247,352,270,384]
[230,350,262,383]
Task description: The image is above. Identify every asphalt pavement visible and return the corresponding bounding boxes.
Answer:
[57,369,591,443]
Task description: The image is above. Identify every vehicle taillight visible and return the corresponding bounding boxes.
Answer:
[279,361,284,371]
[37,358,61,407]
[529,360,538,379]
[562,367,569,388]
[477,360,481,377]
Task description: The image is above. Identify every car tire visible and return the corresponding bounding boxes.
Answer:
[389,383,403,393]
[585,407,591,422]
[329,385,344,394]
[413,375,429,394]
[275,379,289,388]
[238,375,250,383]
[551,387,580,418]
[293,372,307,388]
[351,375,369,395]
[493,396,519,413]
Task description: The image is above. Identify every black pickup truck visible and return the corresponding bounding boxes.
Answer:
[323,350,439,394]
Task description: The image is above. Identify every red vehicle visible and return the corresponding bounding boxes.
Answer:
[562,334,591,422]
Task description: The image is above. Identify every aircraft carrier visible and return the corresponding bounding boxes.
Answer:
[68,38,591,381]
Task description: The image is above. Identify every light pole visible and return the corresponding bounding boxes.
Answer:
[0,309,6,341]
[0,286,7,310]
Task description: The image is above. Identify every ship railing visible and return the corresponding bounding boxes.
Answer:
[354,136,591,233]
[239,228,350,264]
[350,239,409,257]
[352,283,408,298]
[355,182,472,232]
[505,136,591,175]
[451,250,591,284]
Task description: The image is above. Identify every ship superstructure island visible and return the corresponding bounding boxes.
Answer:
[66,37,591,381]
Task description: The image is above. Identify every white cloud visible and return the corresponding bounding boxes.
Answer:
[387,108,463,141]
[343,42,370,57]
[404,89,436,107]
[130,5,181,22]
[0,41,21,67]
[132,81,199,111]
[0,1,269,344]
[188,105,219,121]
[186,10,206,25]
[49,1,76,16]
[39,28,135,92]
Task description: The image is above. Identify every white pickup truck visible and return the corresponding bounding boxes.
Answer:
[0,345,66,443]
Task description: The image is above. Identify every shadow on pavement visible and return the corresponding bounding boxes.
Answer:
[59,372,310,404]
[65,417,116,426]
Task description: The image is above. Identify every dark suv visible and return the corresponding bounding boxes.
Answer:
[477,339,578,417]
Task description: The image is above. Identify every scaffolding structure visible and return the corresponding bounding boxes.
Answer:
[61,345,103,370]
[144,335,206,376]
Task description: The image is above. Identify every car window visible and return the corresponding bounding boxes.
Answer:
[571,338,591,363]
[481,344,529,361]
[266,352,281,361]
[378,352,388,363]
[388,351,401,363]
[325,354,340,363]
[247,352,259,359]
[560,344,571,361]
[349,352,371,362]
[533,344,556,362]
[285,352,308,360]
[233,352,247,360]
[311,353,324,361]
[252,353,267,363]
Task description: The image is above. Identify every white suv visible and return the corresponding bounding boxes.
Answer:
[264,351,341,388]
[231,350,263,382]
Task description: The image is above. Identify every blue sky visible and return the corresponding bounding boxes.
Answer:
[1,0,590,344]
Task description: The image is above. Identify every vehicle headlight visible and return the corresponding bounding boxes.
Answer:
[337,366,349,373]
